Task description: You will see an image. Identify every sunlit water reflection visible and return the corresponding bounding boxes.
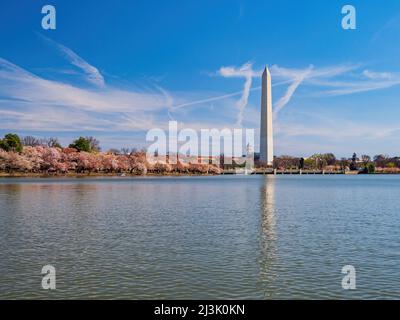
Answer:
[0,175,399,299]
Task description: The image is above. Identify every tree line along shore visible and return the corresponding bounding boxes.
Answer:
[0,134,399,176]
[0,134,222,176]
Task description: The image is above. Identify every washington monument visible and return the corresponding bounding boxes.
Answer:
[260,66,274,165]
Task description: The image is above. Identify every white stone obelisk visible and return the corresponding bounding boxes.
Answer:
[260,66,274,165]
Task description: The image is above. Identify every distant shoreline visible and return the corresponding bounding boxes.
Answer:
[0,172,219,178]
[1,171,399,178]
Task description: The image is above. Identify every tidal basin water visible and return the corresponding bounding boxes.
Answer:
[0,175,399,299]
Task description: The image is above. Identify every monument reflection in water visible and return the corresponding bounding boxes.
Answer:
[258,176,278,298]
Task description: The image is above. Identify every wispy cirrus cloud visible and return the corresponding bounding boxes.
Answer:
[271,65,313,117]
[362,69,393,80]
[270,63,359,108]
[215,63,364,119]
[271,63,400,98]
[218,62,261,126]
[39,34,105,87]
[0,57,174,134]
[0,58,169,113]
[0,56,249,136]
[312,71,400,96]
[166,62,399,127]
[371,13,400,43]
[322,80,400,96]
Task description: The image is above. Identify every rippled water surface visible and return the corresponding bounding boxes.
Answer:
[0,175,399,299]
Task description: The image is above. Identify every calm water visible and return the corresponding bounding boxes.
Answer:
[0,175,399,299]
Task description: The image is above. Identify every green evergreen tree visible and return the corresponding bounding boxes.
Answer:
[69,137,91,152]
[0,133,23,152]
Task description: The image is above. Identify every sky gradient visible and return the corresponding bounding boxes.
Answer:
[1,0,400,157]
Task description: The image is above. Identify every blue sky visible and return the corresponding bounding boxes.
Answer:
[0,0,400,157]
